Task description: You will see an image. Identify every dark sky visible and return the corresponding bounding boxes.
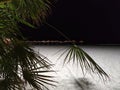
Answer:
[22,0,120,44]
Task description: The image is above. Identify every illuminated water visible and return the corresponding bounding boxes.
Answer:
[30,45,120,90]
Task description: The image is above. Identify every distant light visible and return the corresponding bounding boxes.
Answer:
[79,40,84,43]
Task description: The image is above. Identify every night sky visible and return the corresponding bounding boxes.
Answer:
[21,0,120,44]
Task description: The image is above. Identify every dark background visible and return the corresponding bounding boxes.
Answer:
[21,0,120,44]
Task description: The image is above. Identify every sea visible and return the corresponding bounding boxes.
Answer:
[27,45,120,90]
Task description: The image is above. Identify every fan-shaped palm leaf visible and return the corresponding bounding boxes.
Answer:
[62,45,109,81]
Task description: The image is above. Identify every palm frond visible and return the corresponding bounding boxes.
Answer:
[62,45,109,81]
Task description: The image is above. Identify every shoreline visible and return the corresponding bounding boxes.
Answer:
[25,40,120,46]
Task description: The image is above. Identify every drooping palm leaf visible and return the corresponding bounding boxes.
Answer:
[62,45,109,81]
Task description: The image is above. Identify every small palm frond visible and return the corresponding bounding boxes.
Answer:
[62,45,109,81]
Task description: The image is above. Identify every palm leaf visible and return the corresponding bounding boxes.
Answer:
[62,45,109,81]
